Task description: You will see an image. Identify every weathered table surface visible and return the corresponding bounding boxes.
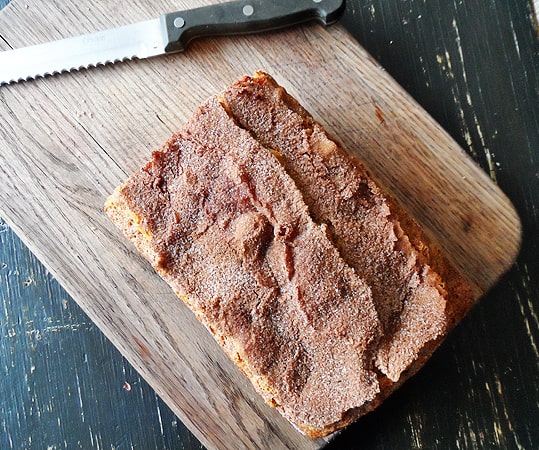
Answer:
[1,0,538,449]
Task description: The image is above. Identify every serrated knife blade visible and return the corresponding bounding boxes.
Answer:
[0,0,345,85]
[0,19,164,85]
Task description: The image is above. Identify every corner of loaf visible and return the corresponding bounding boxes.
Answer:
[105,70,475,438]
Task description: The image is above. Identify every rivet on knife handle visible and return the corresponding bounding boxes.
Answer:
[161,0,346,53]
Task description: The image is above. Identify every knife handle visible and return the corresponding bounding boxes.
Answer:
[161,0,346,53]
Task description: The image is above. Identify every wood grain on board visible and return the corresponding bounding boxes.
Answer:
[0,0,521,449]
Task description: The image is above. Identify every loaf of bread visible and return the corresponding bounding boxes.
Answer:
[105,71,474,437]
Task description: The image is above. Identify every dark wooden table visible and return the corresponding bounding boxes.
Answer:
[1,0,538,448]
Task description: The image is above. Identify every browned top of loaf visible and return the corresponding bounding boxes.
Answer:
[220,71,474,382]
[117,96,382,432]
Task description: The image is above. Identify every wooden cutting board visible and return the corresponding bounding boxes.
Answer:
[0,0,521,448]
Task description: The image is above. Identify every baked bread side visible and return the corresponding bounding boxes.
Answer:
[105,95,383,437]
[220,71,475,384]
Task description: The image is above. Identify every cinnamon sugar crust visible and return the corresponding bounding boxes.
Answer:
[105,72,475,438]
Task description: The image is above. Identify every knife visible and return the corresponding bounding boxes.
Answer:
[0,0,345,85]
